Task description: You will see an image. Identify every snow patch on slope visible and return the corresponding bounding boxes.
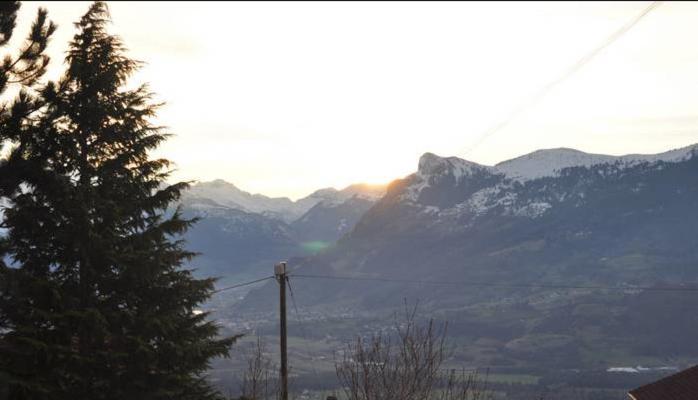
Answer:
[467,185,517,216]
[512,201,552,218]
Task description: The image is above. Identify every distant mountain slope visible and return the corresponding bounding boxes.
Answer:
[241,143,698,369]
[291,196,376,244]
[179,181,386,280]
[181,201,300,280]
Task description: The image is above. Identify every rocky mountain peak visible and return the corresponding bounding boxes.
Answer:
[417,152,492,180]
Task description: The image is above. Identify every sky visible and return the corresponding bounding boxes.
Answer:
[11,1,698,199]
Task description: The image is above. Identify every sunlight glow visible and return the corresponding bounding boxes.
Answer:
[13,1,698,199]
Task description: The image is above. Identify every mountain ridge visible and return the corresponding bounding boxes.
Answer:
[181,143,698,220]
[183,180,387,223]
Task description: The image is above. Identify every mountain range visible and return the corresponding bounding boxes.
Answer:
[237,143,698,371]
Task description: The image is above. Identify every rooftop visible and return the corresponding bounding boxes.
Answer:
[629,365,698,400]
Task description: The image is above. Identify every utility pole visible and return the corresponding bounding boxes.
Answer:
[275,261,289,400]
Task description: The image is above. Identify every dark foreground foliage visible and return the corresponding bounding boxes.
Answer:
[0,3,234,399]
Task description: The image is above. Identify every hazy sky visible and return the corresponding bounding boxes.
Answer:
[13,1,698,199]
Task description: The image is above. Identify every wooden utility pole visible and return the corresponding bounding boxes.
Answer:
[275,262,289,400]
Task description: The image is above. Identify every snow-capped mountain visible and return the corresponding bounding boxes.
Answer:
[495,143,698,181]
[183,180,386,223]
[398,144,698,217]
[183,179,304,222]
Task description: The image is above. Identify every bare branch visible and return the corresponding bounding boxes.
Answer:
[336,304,492,400]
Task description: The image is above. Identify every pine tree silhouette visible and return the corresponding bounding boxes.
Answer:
[0,3,235,399]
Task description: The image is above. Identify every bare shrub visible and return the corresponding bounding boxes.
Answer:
[240,337,280,400]
[335,305,491,400]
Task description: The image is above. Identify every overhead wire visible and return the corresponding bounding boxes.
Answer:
[459,1,663,157]
[211,275,275,294]
[286,276,320,378]
[291,273,698,293]
[208,271,698,295]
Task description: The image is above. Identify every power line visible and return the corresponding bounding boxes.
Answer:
[212,275,275,294]
[291,273,698,293]
[209,267,698,295]
[286,277,320,378]
[459,1,663,157]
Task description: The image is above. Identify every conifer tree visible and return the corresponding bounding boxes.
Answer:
[0,3,234,399]
[0,4,56,397]
[0,1,56,195]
